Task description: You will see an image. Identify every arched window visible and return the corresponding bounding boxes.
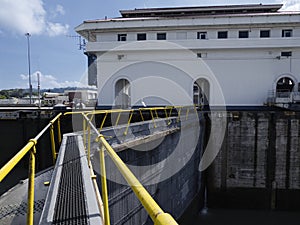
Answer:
[193,83,201,105]
[276,77,294,97]
[115,79,130,108]
[194,78,209,106]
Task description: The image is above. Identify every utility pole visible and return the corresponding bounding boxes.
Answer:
[25,33,32,104]
[37,72,41,108]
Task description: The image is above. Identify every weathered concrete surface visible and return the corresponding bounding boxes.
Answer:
[208,111,300,210]
[0,168,53,225]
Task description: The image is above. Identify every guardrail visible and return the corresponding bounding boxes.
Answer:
[0,112,62,225]
[266,90,300,104]
[81,112,180,225]
[0,106,198,225]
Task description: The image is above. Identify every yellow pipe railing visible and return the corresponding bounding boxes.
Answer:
[82,112,180,225]
[99,145,111,225]
[83,118,87,149]
[0,112,62,225]
[26,140,36,225]
[49,124,57,164]
[84,107,174,131]
[87,122,92,167]
[0,106,198,225]
[57,117,62,144]
[98,134,179,225]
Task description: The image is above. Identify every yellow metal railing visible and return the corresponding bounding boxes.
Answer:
[65,106,198,225]
[76,106,197,159]
[0,112,62,225]
[81,111,181,225]
[0,105,199,225]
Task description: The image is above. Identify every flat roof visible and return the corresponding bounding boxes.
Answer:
[120,4,283,18]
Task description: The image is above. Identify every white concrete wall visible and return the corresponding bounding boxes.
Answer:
[204,49,300,106]
[94,41,300,107]
[94,42,218,107]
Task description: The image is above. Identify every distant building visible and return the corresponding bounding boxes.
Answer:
[64,89,97,106]
[41,89,97,107]
[0,98,18,105]
[76,4,300,108]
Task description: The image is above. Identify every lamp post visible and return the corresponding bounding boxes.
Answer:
[25,33,32,104]
[37,72,41,109]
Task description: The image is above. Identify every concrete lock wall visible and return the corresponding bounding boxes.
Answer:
[208,110,300,210]
[90,113,205,225]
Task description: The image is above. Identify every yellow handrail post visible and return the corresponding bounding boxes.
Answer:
[155,109,159,119]
[115,112,121,126]
[177,107,182,123]
[87,123,92,167]
[150,109,157,128]
[164,108,168,118]
[83,118,87,150]
[57,117,62,145]
[99,112,108,132]
[185,108,190,120]
[168,106,173,117]
[123,111,133,136]
[164,108,171,125]
[139,109,144,121]
[50,124,56,164]
[26,139,37,225]
[99,145,111,225]
[90,113,95,122]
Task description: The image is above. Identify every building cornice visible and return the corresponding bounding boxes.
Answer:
[120,4,283,18]
[75,12,300,41]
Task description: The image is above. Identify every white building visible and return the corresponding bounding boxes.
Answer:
[76,4,300,108]
[64,89,98,105]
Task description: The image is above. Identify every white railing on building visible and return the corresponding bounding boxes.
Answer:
[266,90,300,106]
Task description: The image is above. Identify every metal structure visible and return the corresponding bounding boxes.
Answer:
[37,72,41,108]
[25,33,32,104]
[0,106,198,225]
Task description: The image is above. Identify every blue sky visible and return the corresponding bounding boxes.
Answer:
[0,0,299,90]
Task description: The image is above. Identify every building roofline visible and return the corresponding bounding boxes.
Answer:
[120,4,283,18]
[79,11,300,24]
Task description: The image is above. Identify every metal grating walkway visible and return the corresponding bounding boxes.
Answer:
[39,134,103,225]
[53,136,88,225]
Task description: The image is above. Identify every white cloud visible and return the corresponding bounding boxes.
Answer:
[46,22,69,37]
[0,0,68,36]
[279,0,300,11]
[50,4,65,18]
[20,71,91,89]
[56,4,65,16]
